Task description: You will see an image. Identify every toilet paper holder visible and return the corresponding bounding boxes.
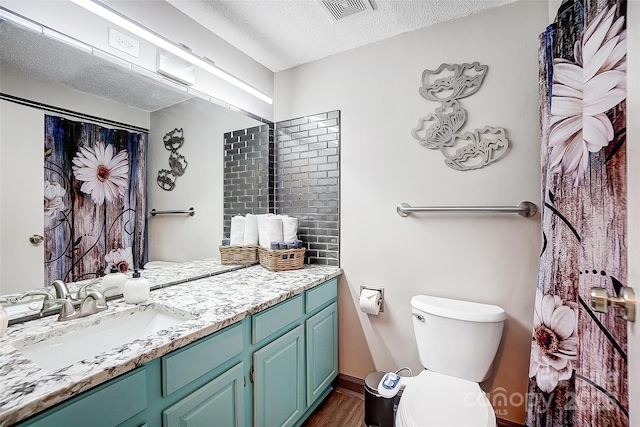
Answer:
[360,286,384,313]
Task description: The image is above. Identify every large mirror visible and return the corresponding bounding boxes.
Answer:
[0,16,268,304]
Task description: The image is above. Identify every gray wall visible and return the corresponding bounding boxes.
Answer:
[222,110,341,267]
[223,124,273,238]
[275,111,340,266]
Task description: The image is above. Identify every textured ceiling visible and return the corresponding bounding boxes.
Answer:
[0,0,518,112]
[167,0,519,72]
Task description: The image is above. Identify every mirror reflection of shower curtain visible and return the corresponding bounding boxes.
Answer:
[43,115,147,285]
[526,0,628,426]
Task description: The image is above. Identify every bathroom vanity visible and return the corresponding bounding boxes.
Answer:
[0,261,341,427]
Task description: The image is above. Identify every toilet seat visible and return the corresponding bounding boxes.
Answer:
[396,370,496,427]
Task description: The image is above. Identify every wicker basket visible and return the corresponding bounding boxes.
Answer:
[258,247,305,272]
[219,245,259,265]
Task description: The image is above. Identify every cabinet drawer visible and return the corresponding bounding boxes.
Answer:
[162,322,243,396]
[252,295,303,344]
[306,278,338,313]
[18,368,147,427]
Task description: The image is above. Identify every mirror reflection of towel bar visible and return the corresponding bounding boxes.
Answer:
[396,201,537,218]
[150,207,195,217]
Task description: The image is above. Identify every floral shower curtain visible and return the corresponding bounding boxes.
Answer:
[44,116,147,285]
[526,0,628,425]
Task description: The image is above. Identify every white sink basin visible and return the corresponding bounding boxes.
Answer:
[12,307,191,372]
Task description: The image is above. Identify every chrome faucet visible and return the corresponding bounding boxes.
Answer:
[43,288,111,321]
[49,280,73,301]
[19,290,55,316]
[44,298,80,321]
[78,290,109,317]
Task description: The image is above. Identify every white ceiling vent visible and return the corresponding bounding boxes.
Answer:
[318,0,374,22]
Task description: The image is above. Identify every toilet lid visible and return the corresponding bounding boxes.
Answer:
[397,370,496,427]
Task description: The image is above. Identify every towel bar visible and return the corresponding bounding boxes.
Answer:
[150,207,195,217]
[396,201,537,218]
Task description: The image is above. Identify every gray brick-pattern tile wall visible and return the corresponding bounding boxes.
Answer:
[275,111,340,266]
[223,124,273,238]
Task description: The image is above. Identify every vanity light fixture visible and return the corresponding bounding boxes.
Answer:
[0,6,249,116]
[161,77,189,93]
[0,7,42,33]
[186,88,212,102]
[131,64,163,83]
[0,8,92,53]
[42,27,93,53]
[69,0,273,105]
[92,46,132,68]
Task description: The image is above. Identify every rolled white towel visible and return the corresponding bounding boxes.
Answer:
[257,214,271,247]
[280,216,298,242]
[244,213,259,246]
[259,217,283,248]
[230,216,246,246]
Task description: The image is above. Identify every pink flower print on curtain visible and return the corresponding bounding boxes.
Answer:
[72,141,129,205]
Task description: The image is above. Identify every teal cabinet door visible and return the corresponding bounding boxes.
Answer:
[253,325,305,427]
[306,302,338,406]
[162,363,245,427]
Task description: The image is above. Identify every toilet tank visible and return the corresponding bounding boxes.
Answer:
[411,295,506,383]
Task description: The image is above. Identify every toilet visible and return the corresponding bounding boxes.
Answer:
[395,295,506,427]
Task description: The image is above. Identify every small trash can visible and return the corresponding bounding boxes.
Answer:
[364,371,396,427]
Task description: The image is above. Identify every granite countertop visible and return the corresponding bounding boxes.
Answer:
[0,261,342,426]
[0,258,248,322]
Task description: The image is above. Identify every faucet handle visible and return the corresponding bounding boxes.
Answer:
[77,283,119,299]
[76,282,97,299]
[44,298,78,321]
[20,290,54,301]
[87,290,108,306]
[21,291,55,314]
[79,290,109,316]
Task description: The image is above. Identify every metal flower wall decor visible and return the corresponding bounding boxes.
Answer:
[411,62,510,171]
[157,128,188,191]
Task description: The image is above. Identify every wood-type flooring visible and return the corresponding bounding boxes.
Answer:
[302,389,365,427]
